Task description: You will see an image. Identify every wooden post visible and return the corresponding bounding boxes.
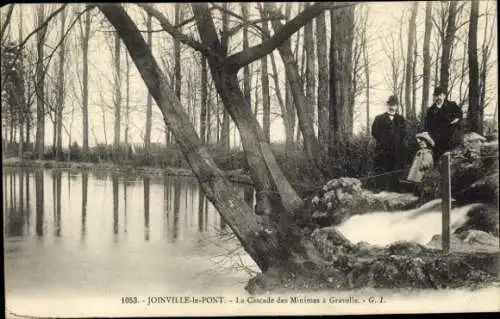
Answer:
[440,152,451,253]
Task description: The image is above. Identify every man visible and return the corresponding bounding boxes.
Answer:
[425,86,463,160]
[371,95,407,191]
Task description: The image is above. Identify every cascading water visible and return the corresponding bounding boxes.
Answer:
[336,199,483,247]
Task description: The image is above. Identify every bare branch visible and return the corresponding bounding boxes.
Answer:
[226,2,355,71]
[136,3,212,56]
[17,4,69,51]
[0,4,15,42]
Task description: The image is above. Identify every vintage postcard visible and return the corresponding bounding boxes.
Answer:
[2,2,499,317]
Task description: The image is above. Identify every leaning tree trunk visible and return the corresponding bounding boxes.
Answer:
[98,4,300,272]
[191,3,305,216]
[200,55,208,144]
[267,3,326,178]
[467,0,480,133]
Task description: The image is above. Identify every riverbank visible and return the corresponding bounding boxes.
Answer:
[1,157,253,185]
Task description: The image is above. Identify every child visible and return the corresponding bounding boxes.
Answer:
[406,132,435,183]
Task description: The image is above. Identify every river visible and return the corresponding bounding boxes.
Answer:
[3,167,499,316]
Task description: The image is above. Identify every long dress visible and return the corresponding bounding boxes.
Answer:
[406,148,434,183]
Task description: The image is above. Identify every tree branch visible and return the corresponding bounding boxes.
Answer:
[225,2,354,71]
[17,4,68,51]
[0,4,15,42]
[136,3,212,56]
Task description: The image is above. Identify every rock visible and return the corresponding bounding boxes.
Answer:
[457,230,499,247]
[454,204,499,237]
[386,241,428,256]
[310,226,353,261]
[426,232,499,253]
[419,141,499,205]
[311,177,419,226]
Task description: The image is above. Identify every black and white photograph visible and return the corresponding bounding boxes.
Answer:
[2,2,499,317]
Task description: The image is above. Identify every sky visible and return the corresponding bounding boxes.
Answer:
[1,2,498,149]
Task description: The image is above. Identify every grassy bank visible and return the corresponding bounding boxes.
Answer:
[3,136,383,196]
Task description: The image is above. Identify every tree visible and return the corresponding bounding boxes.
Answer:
[304,3,316,134]
[200,55,208,144]
[219,3,230,150]
[329,5,355,165]
[145,11,153,161]
[265,2,326,177]
[360,7,370,134]
[78,7,91,155]
[35,4,48,159]
[55,6,67,160]
[171,3,183,145]
[112,33,121,162]
[261,16,270,142]
[316,11,328,153]
[421,1,433,116]
[404,2,418,120]
[467,0,480,133]
[439,1,459,91]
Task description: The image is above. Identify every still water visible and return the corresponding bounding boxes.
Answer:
[4,167,260,315]
[4,167,499,316]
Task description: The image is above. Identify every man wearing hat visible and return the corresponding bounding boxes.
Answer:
[425,86,463,159]
[371,95,407,191]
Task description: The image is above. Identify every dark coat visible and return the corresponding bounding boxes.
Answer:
[371,112,407,171]
[425,100,463,158]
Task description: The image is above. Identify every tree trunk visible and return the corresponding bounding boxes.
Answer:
[467,0,480,133]
[98,4,299,271]
[220,3,231,150]
[440,1,458,92]
[113,33,121,162]
[421,1,433,116]
[329,9,341,162]
[362,20,370,134]
[405,2,418,120]
[316,12,329,152]
[200,55,208,144]
[145,12,153,161]
[412,39,417,118]
[269,52,291,148]
[267,4,326,177]
[192,3,303,214]
[304,5,317,133]
[56,7,66,161]
[35,5,47,160]
[125,52,130,159]
[329,7,355,162]
[17,7,25,158]
[81,9,90,155]
[261,18,271,143]
[171,3,183,145]
[242,4,252,107]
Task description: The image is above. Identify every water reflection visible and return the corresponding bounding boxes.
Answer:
[144,177,150,241]
[81,172,88,239]
[3,168,255,245]
[52,170,62,237]
[112,176,119,238]
[35,170,44,237]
